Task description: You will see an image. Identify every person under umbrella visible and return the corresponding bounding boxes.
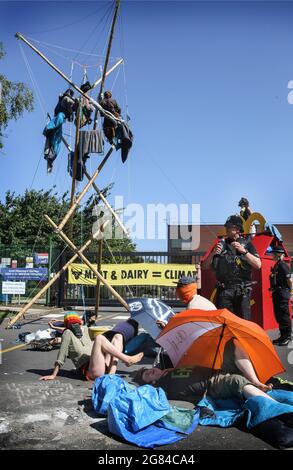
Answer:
[156,308,285,387]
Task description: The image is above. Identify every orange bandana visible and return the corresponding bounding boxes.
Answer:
[176,284,197,304]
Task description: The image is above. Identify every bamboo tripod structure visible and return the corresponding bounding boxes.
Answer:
[8,2,130,327]
[94,0,120,317]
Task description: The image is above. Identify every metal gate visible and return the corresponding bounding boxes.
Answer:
[57,251,202,308]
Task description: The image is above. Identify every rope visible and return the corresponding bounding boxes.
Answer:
[147,151,219,240]
[103,238,134,297]
[71,1,115,63]
[110,66,121,94]
[18,43,47,118]
[25,2,111,35]
[119,7,130,121]
[16,44,80,306]
[26,37,121,61]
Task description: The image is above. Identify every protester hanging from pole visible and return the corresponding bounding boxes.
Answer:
[78,81,94,128]
[43,89,78,173]
[99,90,121,144]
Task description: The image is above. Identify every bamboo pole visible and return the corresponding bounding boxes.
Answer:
[90,59,123,91]
[93,0,121,129]
[15,33,120,126]
[68,102,82,239]
[44,214,129,311]
[94,239,103,318]
[92,0,120,314]
[83,168,128,236]
[100,0,120,96]
[49,129,127,238]
[70,103,82,208]
[57,145,115,232]
[7,229,102,328]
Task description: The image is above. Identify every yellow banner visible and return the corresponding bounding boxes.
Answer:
[68,263,197,287]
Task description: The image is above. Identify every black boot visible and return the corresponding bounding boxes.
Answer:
[278,337,291,346]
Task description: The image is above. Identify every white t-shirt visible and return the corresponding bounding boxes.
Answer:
[187,294,217,311]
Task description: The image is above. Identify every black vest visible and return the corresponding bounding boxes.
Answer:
[213,237,252,283]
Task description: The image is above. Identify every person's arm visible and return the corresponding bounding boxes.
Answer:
[39,330,71,381]
[242,251,261,270]
[48,321,65,333]
[39,363,60,381]
[231,242,261,269]
[202,241,223,270]
[281,262,293,289]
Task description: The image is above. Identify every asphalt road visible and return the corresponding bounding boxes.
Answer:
[0,307,292,451]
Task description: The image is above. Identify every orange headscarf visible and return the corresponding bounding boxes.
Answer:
[176,283,197,304]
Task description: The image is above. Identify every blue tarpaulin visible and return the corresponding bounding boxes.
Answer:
[92,375,199,448]
[197,389,293,428]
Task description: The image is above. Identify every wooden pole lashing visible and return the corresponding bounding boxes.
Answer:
[7,228,104,328]
[44,214,130,311]
[57,145,115,232]
[15,33,120,126]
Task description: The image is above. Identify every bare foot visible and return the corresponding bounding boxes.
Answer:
[124,352,144,367]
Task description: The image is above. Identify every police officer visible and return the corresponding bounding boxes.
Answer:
[270,246,292,346]
[212,215,261,320]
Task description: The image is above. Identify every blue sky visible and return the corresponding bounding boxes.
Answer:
[1,1,293,250]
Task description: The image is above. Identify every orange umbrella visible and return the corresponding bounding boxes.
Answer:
[156,308,285,384]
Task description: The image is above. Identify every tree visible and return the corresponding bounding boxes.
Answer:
[0,187,136,262]
[0,42,34,150]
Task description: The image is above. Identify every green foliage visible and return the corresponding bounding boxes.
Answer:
[0,187,136,262]
[0,42,34,149]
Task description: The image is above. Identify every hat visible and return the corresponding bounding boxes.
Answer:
[104,90,112,98]
[271,246,286,254]
[174,276,197,287]
[64,312,82,328]
[224,215,243,231]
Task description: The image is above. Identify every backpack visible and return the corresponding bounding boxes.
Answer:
[30,339,55,351]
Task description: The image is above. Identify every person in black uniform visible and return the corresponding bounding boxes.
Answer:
[270,246,292,346]
[211,215,261,320]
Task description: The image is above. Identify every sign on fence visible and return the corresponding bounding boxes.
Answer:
[26,257,34,269]
[2,281,26,295]
[1,258,11,267]
[1,268,48,281]
[34,253,49,265]
[68,263,197,287]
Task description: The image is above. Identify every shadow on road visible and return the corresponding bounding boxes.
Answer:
[27,368,84,380]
